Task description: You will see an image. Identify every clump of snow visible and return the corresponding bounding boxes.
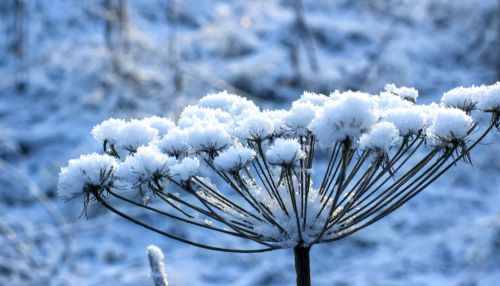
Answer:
[383,108,426,136]
[177,105,232,128]
[285,102,318,135]
[310,91,377,146]
[142,116,176,136]
[170,157,200,181]
[475,82,500,112]
[262,109,289,137]
[359,122,400,153]
[147,244,164,264]
[115,120,159,154]
[376,91,414,110]
[197,91,259,116]
[155,128,189,157]
[92,118,159,158]
[58,153,117,198]
[186,124,231,154]
[117,146,175,191]
[147,245,168,286]
[295,91,329,106]
[213,145,256,172]
[265,138,304,166]
[384,83,419,102]
[427,108,474,144]
[236,113,275,141]
[91,118,128,144]
[441,86,482,112]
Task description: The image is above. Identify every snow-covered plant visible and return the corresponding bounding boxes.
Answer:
[59,85,500,286]
[147,245,168,286]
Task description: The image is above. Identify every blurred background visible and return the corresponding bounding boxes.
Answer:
[0,0,500,285]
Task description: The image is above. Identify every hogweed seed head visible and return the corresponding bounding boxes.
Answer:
[59,85,500,252]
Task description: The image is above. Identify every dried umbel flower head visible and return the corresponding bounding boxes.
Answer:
[58,153,117,215]
[59,83,500,285]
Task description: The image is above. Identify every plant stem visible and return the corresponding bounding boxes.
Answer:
[294,246,311,286]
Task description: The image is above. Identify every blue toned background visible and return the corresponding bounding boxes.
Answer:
[1,0,499,285]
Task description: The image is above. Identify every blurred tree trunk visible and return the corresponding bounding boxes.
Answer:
[292,0,319,73]
[166,0,183,93]
[9,0,28,93]
[117,0,129,51]
[104,0,113,49]
[103,0,128,51]
[285,40,301,86]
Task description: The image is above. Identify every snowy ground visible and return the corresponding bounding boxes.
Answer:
[1,0,500,285]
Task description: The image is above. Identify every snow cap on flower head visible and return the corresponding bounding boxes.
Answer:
[155,128,189,157]
[475,82,500,112]
[197,91,259,116]
[310,91,377,147]
[440,85,483,112]
[91,118,159,158]
[236,112,275,141]
[142,116,176,136]
[186,124,231,154]
[285,102,318,135]
[382,107,426,136]
[91,118,127,144]
[427,107,474,144]
[117,145,176,191]
[58,153,117,198]
[266,138,304,166]
[295,91,329,106]
[178,105,232,128]
[170,157,200,181]
[384,83,419,102]
[359,121,400,153]
[214,145,256,172]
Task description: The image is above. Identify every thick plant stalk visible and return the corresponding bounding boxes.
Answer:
[294,246,311,286]
[147,245,169,286]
